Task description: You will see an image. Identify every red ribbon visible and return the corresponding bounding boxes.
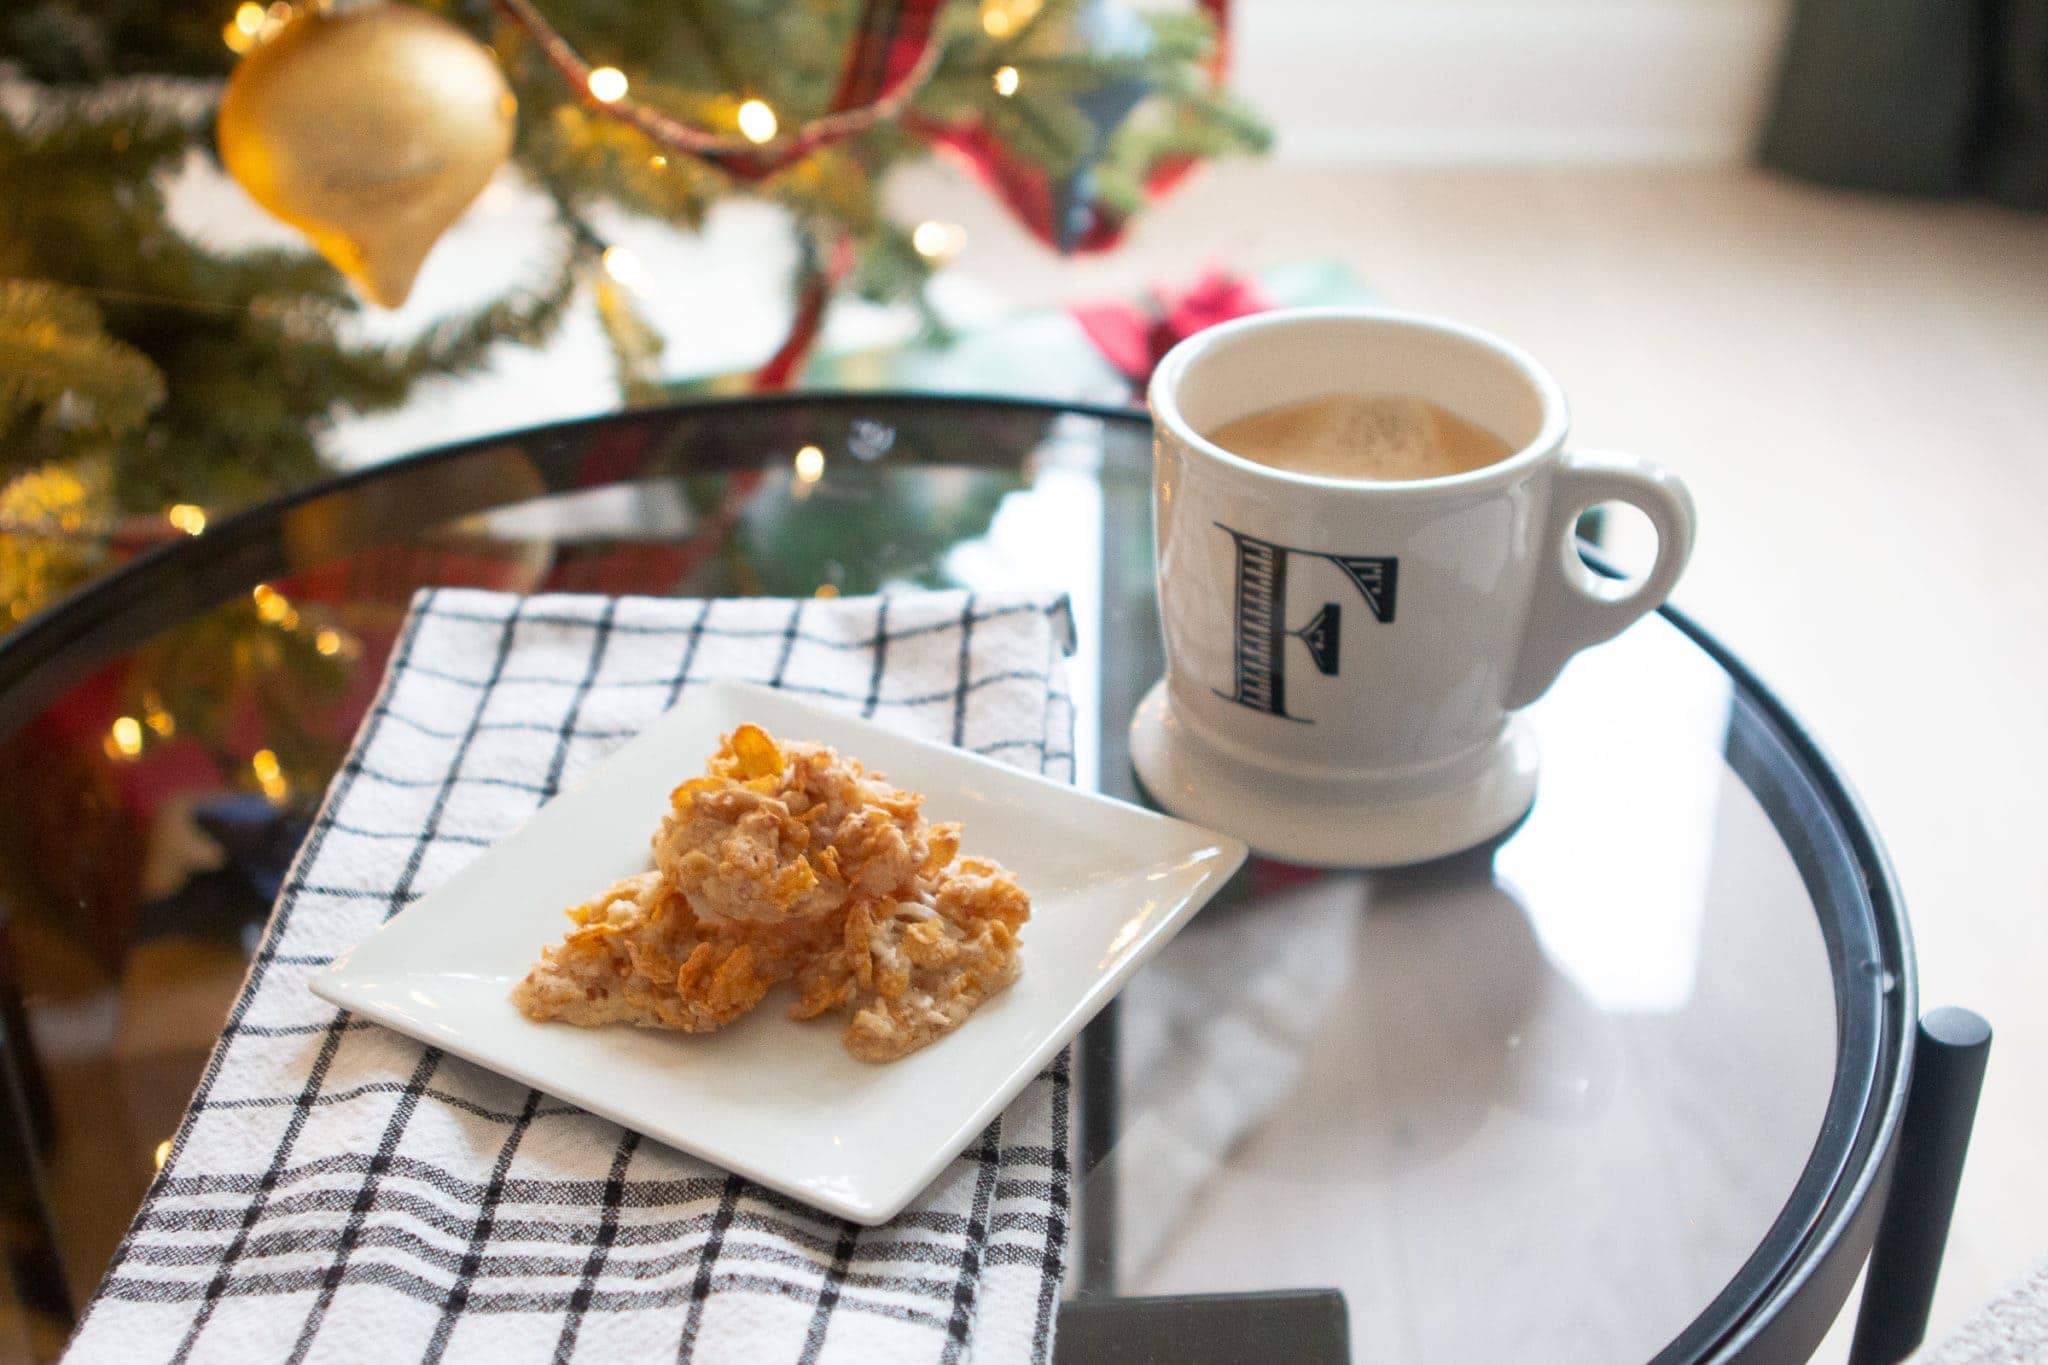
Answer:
[752,237,857,391]
[492,0,944,183]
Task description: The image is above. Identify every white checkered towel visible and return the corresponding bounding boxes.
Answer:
[67,587,1076,1365]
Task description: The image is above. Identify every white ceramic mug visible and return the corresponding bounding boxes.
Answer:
[1128,308,1697,867]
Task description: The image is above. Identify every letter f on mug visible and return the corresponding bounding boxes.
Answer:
[1217,524,1397,722]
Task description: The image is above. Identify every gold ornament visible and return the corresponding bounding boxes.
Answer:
[218,3,516,307]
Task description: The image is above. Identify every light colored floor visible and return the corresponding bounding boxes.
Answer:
[888,159,2048,1351]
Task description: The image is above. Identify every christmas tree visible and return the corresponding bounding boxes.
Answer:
[0,0,1266,623]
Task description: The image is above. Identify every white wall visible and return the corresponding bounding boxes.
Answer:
[1232,0,1793,164]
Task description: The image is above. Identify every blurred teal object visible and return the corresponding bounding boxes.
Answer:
[799,259,1379,403]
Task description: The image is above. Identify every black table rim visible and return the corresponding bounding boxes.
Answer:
[0,392,1916,1361]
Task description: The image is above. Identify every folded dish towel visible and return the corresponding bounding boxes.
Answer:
[66,587,1076,1365]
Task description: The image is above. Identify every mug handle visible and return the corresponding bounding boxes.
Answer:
[1504,451,1697,709]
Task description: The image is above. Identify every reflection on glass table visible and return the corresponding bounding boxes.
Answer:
[0,396,1963,1364]
[1109,622,1835,1361]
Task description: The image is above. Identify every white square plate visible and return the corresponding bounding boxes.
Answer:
[313,680,1244,1225]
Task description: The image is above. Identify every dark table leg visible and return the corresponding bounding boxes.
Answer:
[1075,998,1121,1297]
[0,996,73,1335]
[1848,1007,1992,1364]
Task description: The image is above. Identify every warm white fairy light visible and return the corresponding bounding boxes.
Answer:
[911,220,967,262]
[252,748,290,803]
[315,629,342,657]
[793,445,826,484]
[225,0,290,49]
[993,65,1020,97]
[587,66,629,103]
[737,99,778,144]
[166,503,207,535]
[980,0,1041,39]
[600,245,645,287]
[154,1139,173,1171]
[108,717,144,759]
[252,583,292,625]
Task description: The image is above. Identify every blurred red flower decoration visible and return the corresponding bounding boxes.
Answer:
[1071,268,1274,388]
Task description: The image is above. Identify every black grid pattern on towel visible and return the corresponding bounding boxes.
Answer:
[66,588,1076,1365]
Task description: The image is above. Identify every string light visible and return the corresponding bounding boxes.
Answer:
[980,0,1040,38]
[154,1140,173,1171]
[814,584,840,599]
[317,628,360,660]
[252,749,290,803]
[143,694,176,738]
[600,245,646,287]
[107,717,144,760]
[911,221,967,262]
[224,0,290,50]
[993,65,1020,97]
[649,154,668,169]
[737,99,778,144]
[793,445,826,484]
[587,66,629,103]
[252,583,292,625]
[166,503,207,535]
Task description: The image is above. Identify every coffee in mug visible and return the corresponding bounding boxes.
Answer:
[1208,392,1511,482]
[1130,308,1697,868]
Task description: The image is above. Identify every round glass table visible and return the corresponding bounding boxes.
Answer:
[0,395,1927,1361]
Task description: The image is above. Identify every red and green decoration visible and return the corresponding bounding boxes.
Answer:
[0,0,1265,946]
[206,0,1263,395]
[1,0,1265,626]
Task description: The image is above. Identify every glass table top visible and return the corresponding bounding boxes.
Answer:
[0,395,1908,1362]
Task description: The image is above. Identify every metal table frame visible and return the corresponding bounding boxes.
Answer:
[0,394,1986,1362]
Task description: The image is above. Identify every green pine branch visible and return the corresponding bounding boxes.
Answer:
[0,0,1269,522]
[0,2,234,84]
[0,279,165,446]
[593,269,667,403]
[0,78,589,512]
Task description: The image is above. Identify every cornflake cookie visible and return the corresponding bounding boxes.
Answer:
[514,723,1029,1062]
